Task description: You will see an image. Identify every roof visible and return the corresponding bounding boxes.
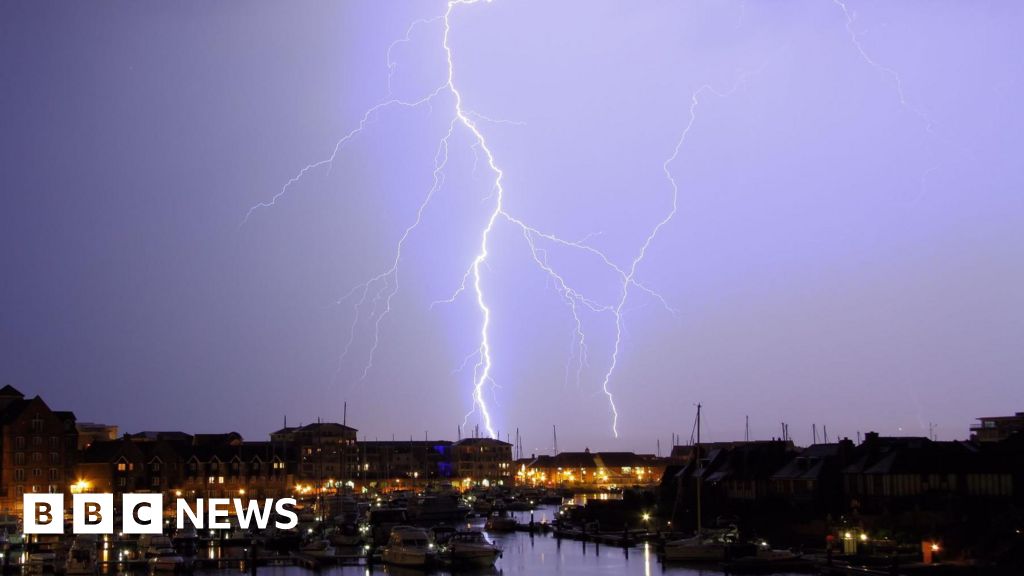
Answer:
[453,437,512,447]
[594,452,650,468]
[0,385,24,397]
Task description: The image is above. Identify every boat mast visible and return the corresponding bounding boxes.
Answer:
[696,403,702,535]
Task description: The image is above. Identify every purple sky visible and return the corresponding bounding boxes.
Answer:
[2,1,1022,454]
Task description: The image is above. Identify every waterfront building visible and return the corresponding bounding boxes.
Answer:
[76,435,189,498]
[515,449,665,488]
[971,411,1024,443]
[0,385,78,513]
[271,422,359,484]
[75,422,118,450]
[356,440,453,488]
[451,438,513,486]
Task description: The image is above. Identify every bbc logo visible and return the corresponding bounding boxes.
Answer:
[24,494,163,534]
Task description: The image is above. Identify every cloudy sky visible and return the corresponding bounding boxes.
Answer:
[2,1,1021,453]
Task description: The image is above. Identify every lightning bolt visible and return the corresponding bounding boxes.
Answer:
[246,0,739,440]
[831,0,934,132]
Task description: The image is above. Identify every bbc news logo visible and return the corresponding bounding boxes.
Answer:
[23,494,298,535]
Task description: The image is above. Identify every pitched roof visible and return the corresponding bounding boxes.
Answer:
[0,385,24,397]
[453,437,512,447]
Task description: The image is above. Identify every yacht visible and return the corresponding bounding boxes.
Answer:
[484,510,518,532]
[407,494,471,524]
[299,539,336,558]
[66,536,99,575]
[721,546,816,573]
[148,548,187,573]
[438,531,500,568]
[26,538,62,574]
[664,403,733,562]
[144,535,175,558]
[663,533,728,561]
[380,526,436,568]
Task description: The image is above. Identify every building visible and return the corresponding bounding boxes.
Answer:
[0,385,78,513]
[670,440,797,533]
[75,422,119,450]
[183,438,292,500]
[451,438,513,486]
[76,436,190,500]
[356,441,453,488]
[971,412,1024,443]
[516,449,665,488]
[770,439,855,521]
[271,422,358,485]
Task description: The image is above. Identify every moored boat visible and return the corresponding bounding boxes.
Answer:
[663,534,728,561]
[66,536,99,575]
[148,548,187,573]
[380,526,436,568]
[721,547,816,573]
[484,510,518,532]
[438,531,501,568]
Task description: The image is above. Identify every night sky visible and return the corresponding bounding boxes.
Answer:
[2,1,1022,454]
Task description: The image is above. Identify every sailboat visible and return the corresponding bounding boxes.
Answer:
[663,404,733,561]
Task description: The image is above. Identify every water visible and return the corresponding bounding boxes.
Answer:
[184,507,802,576]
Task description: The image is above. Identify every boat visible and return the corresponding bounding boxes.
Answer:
[484,510,518,532]
[361,506,408,547]
[438,531,501,568]
[172,526,198,542]
[408,494,471,524]
[299,539,336,558]
[380,526,436,568]
[721,547,816,573]
[66,536,99,575]
[148,548,187,573]
[144,535,175,558]
[663,533,728,561]
[26,538,63,574]
[664,403,732,562]
[27,549,59,574]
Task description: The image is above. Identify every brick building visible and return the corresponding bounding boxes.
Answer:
[0,385,78,513]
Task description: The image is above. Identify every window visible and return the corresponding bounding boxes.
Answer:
[49,437,59,449]
[49,452,59,465]
[151,477,161,487]
[218,476,224,484]
[32,468,42,478]
[32,436,42,446]
[15,436,25,450]
[151,463,161,472]
[117,462,127,472]
[49,469,59,481]
[15,453,24,465]
[15,469,25,481]
[32,452,42,463]
[31,418,44,432]
[118,477,126,488]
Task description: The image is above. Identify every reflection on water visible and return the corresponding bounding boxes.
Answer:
[564,492,624,507]
[181,508,798,576]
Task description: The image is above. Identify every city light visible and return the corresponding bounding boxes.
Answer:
[70,479,91,493]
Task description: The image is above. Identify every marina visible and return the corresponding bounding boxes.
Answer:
[0,504,816,576]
